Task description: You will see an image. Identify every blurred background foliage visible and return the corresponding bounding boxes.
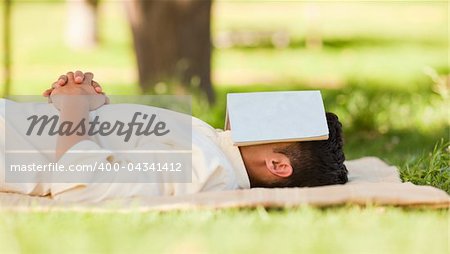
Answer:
[0,0,448,183]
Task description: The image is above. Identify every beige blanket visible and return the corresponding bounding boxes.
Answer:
[1,157,449,211]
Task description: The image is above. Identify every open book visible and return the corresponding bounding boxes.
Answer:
[225,91,329,146]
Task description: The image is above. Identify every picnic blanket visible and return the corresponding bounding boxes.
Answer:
[0,157,449,211]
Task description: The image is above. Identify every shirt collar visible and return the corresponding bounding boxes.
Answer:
[217,130,251,189]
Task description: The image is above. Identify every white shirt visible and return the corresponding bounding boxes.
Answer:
[0,99,250,202]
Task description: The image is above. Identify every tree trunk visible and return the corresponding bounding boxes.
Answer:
[66,0,99,49]
[125,0,215,103]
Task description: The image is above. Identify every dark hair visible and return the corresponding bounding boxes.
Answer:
[274,112,348,187]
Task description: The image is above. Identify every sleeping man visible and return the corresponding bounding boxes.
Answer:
[0,71,347,202]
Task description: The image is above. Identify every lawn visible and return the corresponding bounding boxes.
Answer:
[0,1,449,253]
[0,207,448,254]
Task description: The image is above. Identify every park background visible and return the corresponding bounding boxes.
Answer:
[0,0,449,253]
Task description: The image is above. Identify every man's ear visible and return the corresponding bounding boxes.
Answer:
[265,155,293,178]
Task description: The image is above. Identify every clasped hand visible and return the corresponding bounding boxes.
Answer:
[43,71,107,111]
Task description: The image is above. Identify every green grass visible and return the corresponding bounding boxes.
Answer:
[0,1,449,253]
[401,140,450,193]
[0,206,448,254]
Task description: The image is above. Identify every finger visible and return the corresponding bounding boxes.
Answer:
[83,72,94,85]
[92,80,102,93]
[51,81,59,89]
[42,88,53,97]
[56,75,68,86]
[74,70,84,83]
[66,71,75,83]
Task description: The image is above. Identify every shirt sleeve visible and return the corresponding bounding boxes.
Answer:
[51,140,115,196]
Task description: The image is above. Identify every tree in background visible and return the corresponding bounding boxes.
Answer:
[66,0,99,49]
[125,0,215,103]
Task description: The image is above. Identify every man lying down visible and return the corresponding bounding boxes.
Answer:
[0,71,348,202]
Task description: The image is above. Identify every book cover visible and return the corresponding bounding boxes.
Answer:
[225,91,329,146]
